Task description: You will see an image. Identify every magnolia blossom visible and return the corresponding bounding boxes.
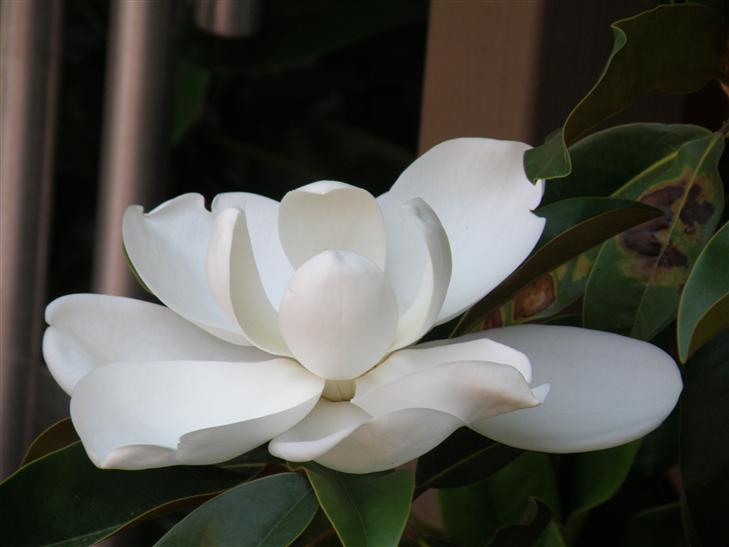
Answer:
[43,138,681,473]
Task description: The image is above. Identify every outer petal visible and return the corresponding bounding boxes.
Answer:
[207,208,290,356]
[278,250,399,380]
[380,138,545,322]
[352,360,539,422]
[211,192,293,310]
[71,359,324,469]
[356,333,532,396]
[122,194,248,345]
[269,400,462,474]
[278,181,387,269]
[43,294,271,395]
[390,198,452,350]
[472,325,683,453]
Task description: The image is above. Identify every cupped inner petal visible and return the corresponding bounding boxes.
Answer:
[270,399,463,474]
[207,208,290,356]
[471,325,683,453]
[71,358,324,469]
[278,181,387,270]
[353,360,539,423]
[380,138,545,323]
[211,192,294,310]
[43,294,272,395]
[122,194,249,345]
[356,333,532,398]
[278,250,399,380]
[390,198,452,350]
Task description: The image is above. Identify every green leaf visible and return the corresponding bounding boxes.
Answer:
[172,62,210,144]
[480,123,712,330]
[677,220,729,362]
[454,197,661,334]
[564,441,641,541]
[584,132,725,340]
[534,522,568,547]
[524,4,723,181]
[542,123,712,205]
[567,441,641,518]
[439,452,560,547]
[625,504,688,547]
[300,463,414,547]
[1,442,242,547]
[484,499,553,547]
[680,332,729,547]
[21,417,78,466]
[155,473,317,547]
[415,428,522,492]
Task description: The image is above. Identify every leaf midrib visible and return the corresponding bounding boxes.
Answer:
[630,133,722,338]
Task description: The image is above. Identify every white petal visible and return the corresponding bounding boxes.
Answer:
[269,400,371,462]
[211,193,293,310]
[71,359,324,469]
[472,325,683,453]
[122,195,249,344]
[380,138,545,322]
[278,250,398,380]
[43,294,271,395]
[390,198,452,350]
[353,360,539,422]
[278,181,387,270]
[270,400,461,474]
[356,333,532,397]
[207,208,290,356]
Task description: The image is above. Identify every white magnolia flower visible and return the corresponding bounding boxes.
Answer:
[43,138,682,473]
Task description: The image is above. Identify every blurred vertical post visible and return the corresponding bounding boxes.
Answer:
[196,0,260,38]
[418,1,546,152]
[93,0,174,296]
[0,0,63,476]
[418,0,685,153]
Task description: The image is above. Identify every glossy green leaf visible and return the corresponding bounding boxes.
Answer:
[466,123,709,331]
[567,441,641,517]
[542,123,712,205]
[415,428,522,493]
[300,463,414,547]
[21,417,78,466]
[564,441,641,541]
[155,473,317,547]
[524,4,723,181]
[677,220,729,362]
[1,442,242,547]
[454,198,660,335]
[439,453,560,547]
[172,62,210,144]
[625,504,688,547]
[584,132,725,340]
[680,332,729,547]
[484,251,597,329]
[534,522,568,547]
[484,499,553,547]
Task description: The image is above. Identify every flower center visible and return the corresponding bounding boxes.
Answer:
[278,249,399,381]
[322,379,356,402]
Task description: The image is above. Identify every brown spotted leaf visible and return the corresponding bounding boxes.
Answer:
[486,251,598,329]
[454,198,660,335]
[583,132,725,340]
[469,123,709,332]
